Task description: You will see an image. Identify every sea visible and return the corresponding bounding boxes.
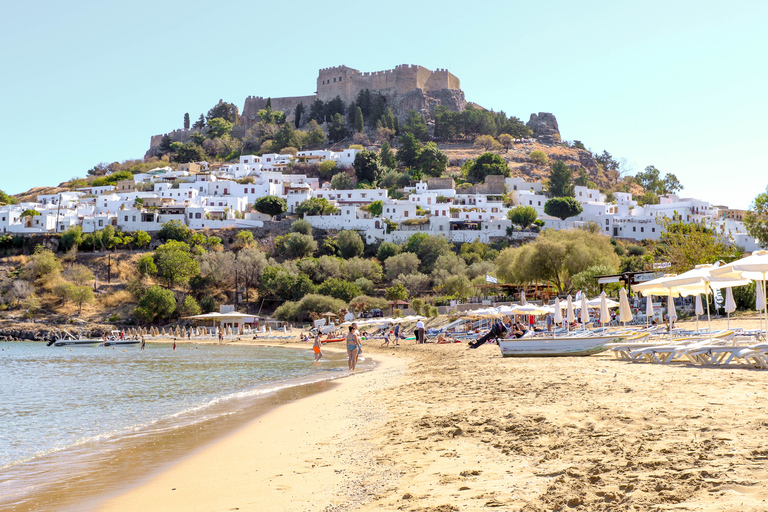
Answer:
[0,340,369,512]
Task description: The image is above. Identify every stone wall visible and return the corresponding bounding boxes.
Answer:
[241,94,317,125]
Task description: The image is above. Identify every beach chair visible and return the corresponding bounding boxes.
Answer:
[630,331,736,364]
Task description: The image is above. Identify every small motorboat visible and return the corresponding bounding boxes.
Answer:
[49,338,102,347]
[497,334,627,357]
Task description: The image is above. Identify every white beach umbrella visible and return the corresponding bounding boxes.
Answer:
[520,291,527,305]
[599,291,611,325]
[695,294,704,333]
[580,294,589,325]
[668,295,677,330]
[586,297,619,308]
[553,298,563,326]
[724,287,737,330]
[757,283,765,316]
[711,251,768,336]
[618,288,633,325]
[566,295,575,330]
[646,294,654,326]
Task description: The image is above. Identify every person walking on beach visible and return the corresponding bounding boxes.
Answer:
[393,323,401,345]
[346,324,360,370]
[313,332,323,361]
[416,319,425,344]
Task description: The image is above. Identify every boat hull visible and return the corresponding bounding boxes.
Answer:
[53,339,102,347]
[498,335,625,357]
[103,340,141,346]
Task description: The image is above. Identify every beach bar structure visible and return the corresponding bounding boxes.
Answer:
[184,311,259,333]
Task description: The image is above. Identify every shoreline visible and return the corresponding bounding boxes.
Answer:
[89,348,406,512]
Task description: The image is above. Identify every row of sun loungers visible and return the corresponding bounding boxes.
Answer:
[606,329,768,368]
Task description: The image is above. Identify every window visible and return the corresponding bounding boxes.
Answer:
[652,228,655,233]
[196,213,201,219]
[132,216,136,222]
[404,211,409,218]
[333,78,336,82]
[633,226,636,232]
[339,76,342,81]
[605,219,609,225]
[538,201,541,206]
[125,216,129,221]
[189,213,193,218]
[98,220,103,227]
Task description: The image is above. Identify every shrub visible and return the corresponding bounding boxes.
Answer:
[317,278,362,302]
[273,294,347,322]
[529,150,549,165]
[133,285,176,323]
[157,220,190,242]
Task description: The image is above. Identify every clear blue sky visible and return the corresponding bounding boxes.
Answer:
[1,0,766,209]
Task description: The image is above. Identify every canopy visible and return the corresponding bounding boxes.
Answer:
[509,304,550,315]
[553,299,563,325]
[586,297,619,309]
[618,288,633,324]
[579,294,589,324]
[599,292,611,325]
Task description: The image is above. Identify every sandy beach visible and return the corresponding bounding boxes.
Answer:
[94,317,768,511]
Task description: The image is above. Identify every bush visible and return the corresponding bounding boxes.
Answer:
[317,278,362,302]
[529,150,549,165]
[200,295,219,314]
[411,298,424,315]
[134,285,176,323]
[254,196,288,218]
[177,295,201,317]
[627,245,647,256]
[157,220,190,242]
[337,230,364,259]
[291,219,312,235]
[273,294,347,322]
[354,277,374,295]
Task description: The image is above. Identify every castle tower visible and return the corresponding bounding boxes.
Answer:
[317,65,359,102]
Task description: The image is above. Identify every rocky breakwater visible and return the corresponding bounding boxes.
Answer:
[0,322,111,342]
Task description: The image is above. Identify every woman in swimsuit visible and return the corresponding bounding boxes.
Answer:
[346,324,359,370]
[313,332,323,361]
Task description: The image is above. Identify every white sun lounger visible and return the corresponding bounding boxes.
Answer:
[629,331,736,364]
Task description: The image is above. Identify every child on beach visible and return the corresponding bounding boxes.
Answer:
[313,332,323,361]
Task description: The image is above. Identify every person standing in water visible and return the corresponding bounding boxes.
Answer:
[140,336,146,350]
[346,324,360,371]
[312,332,323,361]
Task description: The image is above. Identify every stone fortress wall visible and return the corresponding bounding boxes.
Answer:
[316,64,460,103]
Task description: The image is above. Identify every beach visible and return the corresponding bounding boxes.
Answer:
[94,317,768,511]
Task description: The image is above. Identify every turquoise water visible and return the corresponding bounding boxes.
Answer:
[0,341,367,511]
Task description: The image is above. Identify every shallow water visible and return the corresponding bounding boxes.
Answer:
[0,341,367,511]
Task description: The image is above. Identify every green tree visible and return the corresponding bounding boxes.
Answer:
[496,228,620,293]
[70,285,94,315]
[207,117,233,138]
[544,197,583,220]
[330,171,353,190]
[305,120,326,147]
[396,133,421,170]
[154,240,200,288]
[385,284,408,301]
[172,142,207,163]
[377,241,400,262]
[53,281,76,304]
[507,206,538,229]
[157,220,190,242]
[403,233,452,273]
[547,160,574,197]
[571,264,621,298]
[328,113,349,143]
[193,114,205,129]
[444,275,473,299]
[367,200,383,217]
[60,226,83,252]
[635,165,684,196]
[178,295,201,317]
[134,285,177,323]
[183,113,190,130]
[317,278,362,302]
[253,196,288,218]
[384,251,420,280]
[380,142,396,169]
[0,189,18,205]
[337,230,364,258]
[403,111,429,141]
[353,150,382,184]
[137,253,158,279]
[657,216,737,273]
[294,102,305,128]
[417,142,448,177]
[745,192,768,248]
[296,197,337,217]
[281,233,317,258]
[354,107,364,133]
[206,101,239,124]
[135,230,151,249]
[466,153,509,183]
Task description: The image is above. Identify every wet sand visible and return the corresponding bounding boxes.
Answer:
[97,317,768,511]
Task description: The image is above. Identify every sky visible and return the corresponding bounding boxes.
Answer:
[1,0,766,209]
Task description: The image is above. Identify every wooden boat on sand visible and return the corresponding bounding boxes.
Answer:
[497,334,626,357]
